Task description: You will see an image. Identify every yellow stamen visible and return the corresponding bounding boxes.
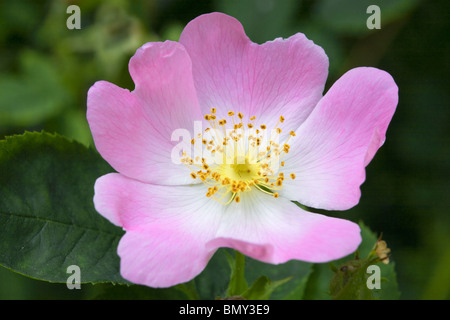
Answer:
[183,111,298,205]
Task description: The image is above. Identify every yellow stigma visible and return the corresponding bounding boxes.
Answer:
[181,111,297,205]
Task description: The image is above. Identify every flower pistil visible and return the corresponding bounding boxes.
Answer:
[181,110,296,204]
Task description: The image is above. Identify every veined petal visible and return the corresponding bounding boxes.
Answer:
[87,41,203,185]
[207,191,361,264]
[94,173,360,286]
[117,228,214,288]
[93,173,224,287]
[281,67,398,210]
[179,12,329,131]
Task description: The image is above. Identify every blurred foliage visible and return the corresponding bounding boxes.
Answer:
[0,0,448,300]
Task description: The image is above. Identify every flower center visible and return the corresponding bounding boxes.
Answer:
[181,109,296,204]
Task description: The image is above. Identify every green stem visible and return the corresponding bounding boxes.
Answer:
[235,250,246,287]
[226,250,248,297]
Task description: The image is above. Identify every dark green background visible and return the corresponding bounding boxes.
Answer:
[0,0,448,299]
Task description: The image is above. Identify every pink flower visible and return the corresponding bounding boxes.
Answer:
[87,13,398,288]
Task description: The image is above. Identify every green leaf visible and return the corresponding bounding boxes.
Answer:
[377,261,400,300]
[0,131,127,284]
[225,250,248,297]
[194,249,231,299]
[244,253,313,300]
[353,223,400,300]
[303,263,334,300]
[304,221,401,300]
[241,275,292,300]
[175,280,201,300]
[280,266,313,300]
[329,257,374,300]
[195,248,313,300]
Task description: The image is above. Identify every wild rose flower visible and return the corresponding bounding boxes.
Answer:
[87,13,398,288]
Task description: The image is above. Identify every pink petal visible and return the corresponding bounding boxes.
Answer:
[179,12,329,131]
[281,67,398,210]
[87,41,202,185]
[118,228,215,288]
[94,173,360,286]
[207,190,361,263]
[93,173,224,287]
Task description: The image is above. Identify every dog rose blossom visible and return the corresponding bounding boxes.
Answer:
[87,12,398,287]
